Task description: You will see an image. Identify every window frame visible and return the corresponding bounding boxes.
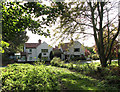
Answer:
[41,49,48,53]
[74,48,80,52]
[29,49,32,52]
[29,57,32,60]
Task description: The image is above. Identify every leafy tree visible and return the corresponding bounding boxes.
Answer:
[47,1,119,67]
[1,2,54,65]
[2,2,52,53]
[118,16,120,66]
[38,53,42,60]
[85,46,95,54]
[103,26,119,64]
[50,51,54,60]
[86,2,119,67]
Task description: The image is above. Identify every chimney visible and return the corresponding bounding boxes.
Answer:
[38,39,41,44]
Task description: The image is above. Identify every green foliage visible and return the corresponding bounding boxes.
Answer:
[2,2,52,54]
[50,57,65,67]
[71,55,86,61]
[49,51,54,60]
[0,40,9,53]
[2,63,61,91]
[1,63,100,91]
[2,61,120,91]
[91,54,99,60]
[85,46,95,54]
[50,58,120,90]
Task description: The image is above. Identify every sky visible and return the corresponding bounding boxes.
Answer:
[26,1,119,47]
[26,29,95,47]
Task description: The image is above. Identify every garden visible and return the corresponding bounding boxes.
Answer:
[1,57,120,91]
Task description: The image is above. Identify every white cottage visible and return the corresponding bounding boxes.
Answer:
[24,39,53,61]
[59,41,85,60]
[17,39,85,62]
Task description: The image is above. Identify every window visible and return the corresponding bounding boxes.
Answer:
[29,57,32,60]
[42,57,48,61]
[74,48,80,52]
[41,49,48,53]
[43,53,46,55]
[29,49,32,52]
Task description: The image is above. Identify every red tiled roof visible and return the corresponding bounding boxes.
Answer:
[25,43,40,48]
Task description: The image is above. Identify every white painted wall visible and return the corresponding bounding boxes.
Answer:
[24,42,53,61]
[24,41,84,61]
[37,42,53,61]
[25,48,37,61]
[61,41,85,60]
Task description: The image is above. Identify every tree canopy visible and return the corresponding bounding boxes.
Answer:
[1,1,119,67]
[45,1,119,67]
[2,2,51,53]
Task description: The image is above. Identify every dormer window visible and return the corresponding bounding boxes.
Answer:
[29,49,32,52]
[74,48,80,52]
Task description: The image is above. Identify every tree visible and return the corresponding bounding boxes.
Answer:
[118,16,120,66]
[38,53,42,60]
[103,26,119,65]
[85,46,95,54]
[49,51,54,60]
[1,2,53,64]
[2,2,52,53]
[47,1,119,67]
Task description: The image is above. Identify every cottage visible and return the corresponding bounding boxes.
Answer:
[59,41,85,60]
[17,39,85,62]
[23,39,53,61]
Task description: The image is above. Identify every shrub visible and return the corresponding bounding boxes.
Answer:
[2,63,61,91]
[71,55,86,61]
[50,57,64,67]
[91,54,99,60]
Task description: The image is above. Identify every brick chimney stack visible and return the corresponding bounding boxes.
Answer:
[38,39,41,44]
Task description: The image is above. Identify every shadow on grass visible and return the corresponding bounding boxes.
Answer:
[58,73,100,90]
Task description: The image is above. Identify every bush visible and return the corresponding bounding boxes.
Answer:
[91,54,99,60]
[50,57,65,67]
[71,55,86,61]
[2,63,61,91]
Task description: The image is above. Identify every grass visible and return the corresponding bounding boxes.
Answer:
[47,66,99,90]
[1,63,103,91]
[1,60,120,91]
[50,57,120,90]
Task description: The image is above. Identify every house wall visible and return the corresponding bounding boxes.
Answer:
[61,41,85,60]
[69,41,85,55]
[25,48,37,61]
[37,42,53,61]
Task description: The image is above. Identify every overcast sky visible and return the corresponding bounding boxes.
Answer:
[26,1,119,47]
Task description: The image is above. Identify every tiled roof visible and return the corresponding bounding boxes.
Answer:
[25,43,40,48]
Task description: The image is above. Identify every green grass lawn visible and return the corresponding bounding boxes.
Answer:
[1,63,103,91]
[51,58,120,90]
[1,60,120,91]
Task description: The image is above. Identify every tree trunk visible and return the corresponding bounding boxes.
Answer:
[118,16,120,66]
[109,57,112,65]
[99,55,107,67]
[118,50,120,66]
